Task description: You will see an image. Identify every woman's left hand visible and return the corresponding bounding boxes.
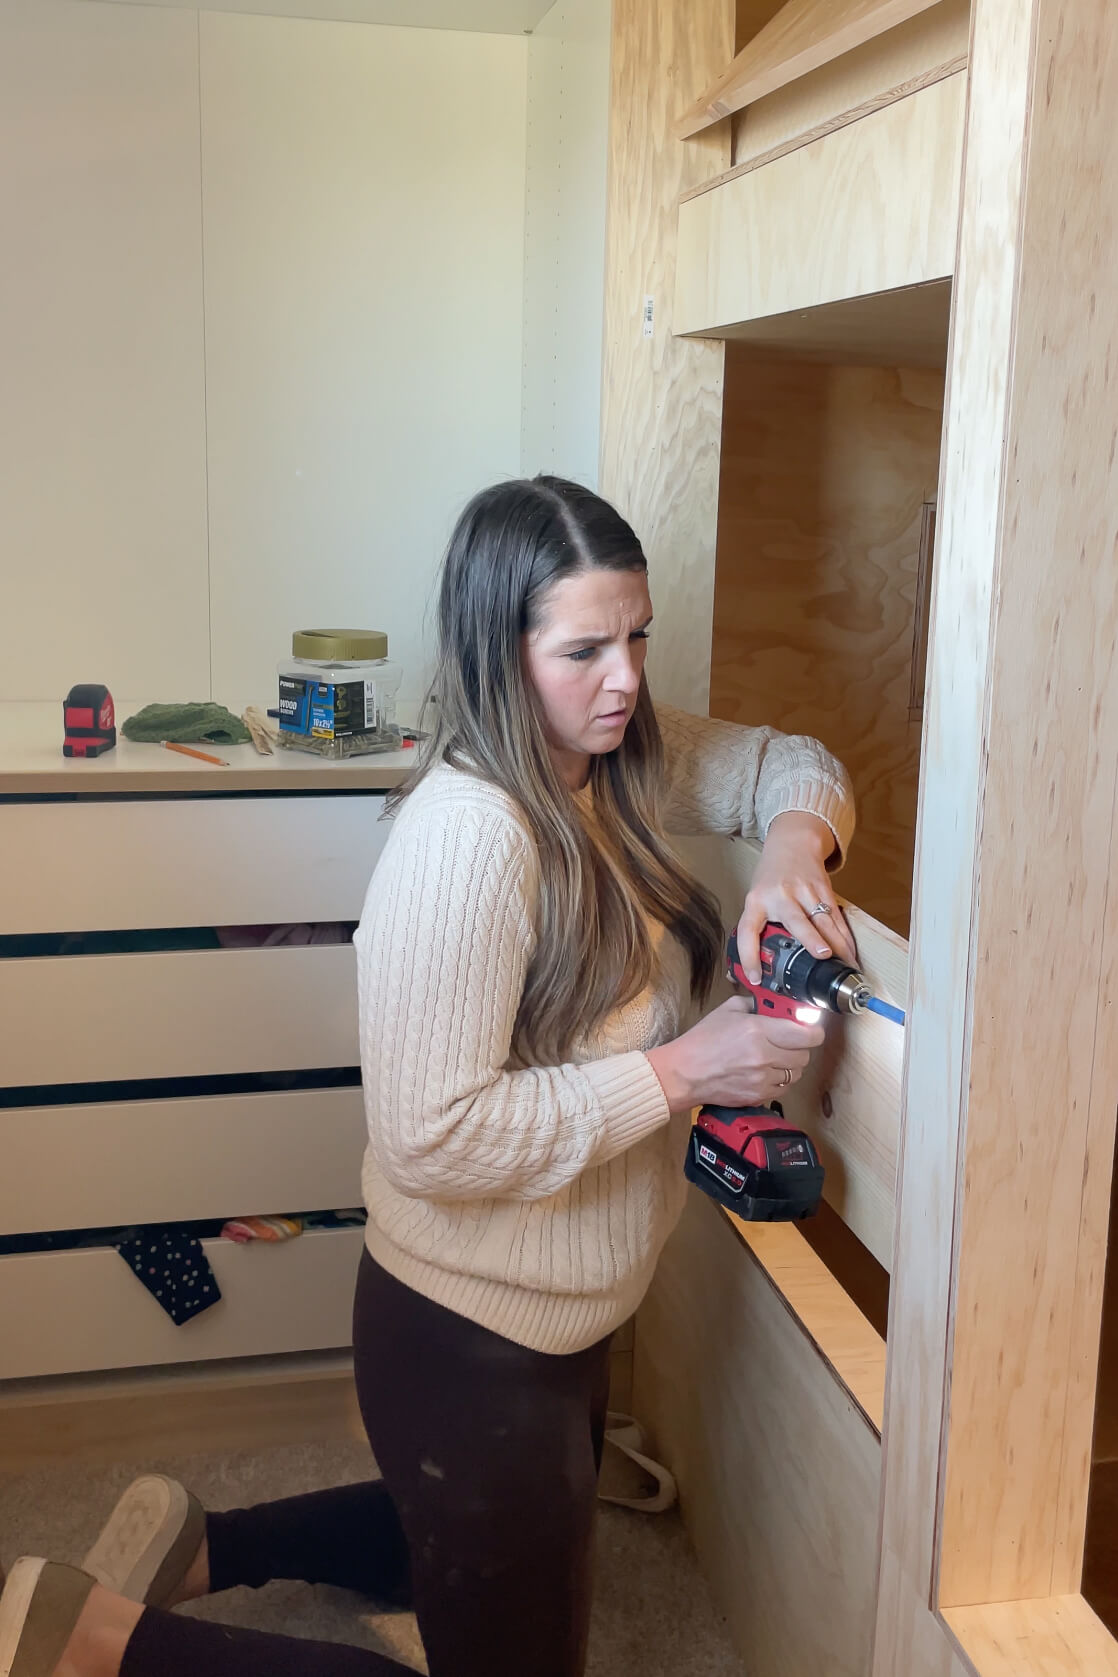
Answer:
[736,811,858,984]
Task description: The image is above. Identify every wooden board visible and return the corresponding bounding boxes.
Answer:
[716,281,952,368]
[732,1219,886,1427]
[1,795,388,934]
[677,833,907,1269]
[727,0,970,181]
[677,0,947,137]
[944,1596,1118,1676]
[876,0,1118,1650]
[675,73,966,338]
[599,0,735,714]
[634,1192,882,1676]
[712,352,946,935]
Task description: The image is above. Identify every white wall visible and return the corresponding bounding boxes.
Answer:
[520,0,610,490]
[0,1,211,699]
[200,13,528,712]
[0,0,528,711]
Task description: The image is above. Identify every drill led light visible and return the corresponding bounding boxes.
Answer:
[795,1006,822,1025]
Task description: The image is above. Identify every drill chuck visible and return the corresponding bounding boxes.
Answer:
[730,925,871,1018]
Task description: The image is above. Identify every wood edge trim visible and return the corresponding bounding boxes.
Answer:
[719,1207,887,1435]
[679,54,968,207]
[675,0,947,140]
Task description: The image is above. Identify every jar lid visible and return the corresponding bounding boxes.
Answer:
[292,629,388,661]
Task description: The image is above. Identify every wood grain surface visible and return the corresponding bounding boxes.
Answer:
[877,0,1118,1656]
[635,1192,882,1676]
[726,0,969,182]
[677,0,946,137]
[599,0,735,714]
[675,74,966,336]
[711,350,946,935]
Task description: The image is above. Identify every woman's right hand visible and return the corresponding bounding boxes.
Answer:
[645,997,825,1115]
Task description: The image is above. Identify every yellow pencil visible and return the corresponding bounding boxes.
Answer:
[160,739,230,767]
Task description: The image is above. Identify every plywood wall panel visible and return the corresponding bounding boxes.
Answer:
[676,73,965,338]
[635,1194,882,1677]
[729,0,969,178]
[600,0,736,714]
[711,351,945,935]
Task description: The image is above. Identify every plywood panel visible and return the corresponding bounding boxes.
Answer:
[635,1193,881,1676]
[718,281,953,368]
[877,0,1118,1646]
[199,12,528,716]
[677,0,946,138]
[726,0,969,178]
[0,1087,366,1234]
[712,353,946,935]
[1,795,388,933]
[599,0,735,714]
[0,945,358,1087]
[676,74,966,338]
[677,834,907,1269]
[944,1596,1118,1676]
[0,0,209,700]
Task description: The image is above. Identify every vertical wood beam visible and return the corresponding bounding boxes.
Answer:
[876,0,1118,1654]
[599,0,735,713]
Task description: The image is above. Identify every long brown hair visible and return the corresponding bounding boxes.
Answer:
[389,475,723,1062]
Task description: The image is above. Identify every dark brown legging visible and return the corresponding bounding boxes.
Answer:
[119,1250,613,1677]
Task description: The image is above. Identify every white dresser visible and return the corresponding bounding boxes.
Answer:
[0,704,410,1385]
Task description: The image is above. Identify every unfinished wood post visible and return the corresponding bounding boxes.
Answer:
[876,0,1118,1664]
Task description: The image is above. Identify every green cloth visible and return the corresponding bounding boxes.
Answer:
[122,702,251,745]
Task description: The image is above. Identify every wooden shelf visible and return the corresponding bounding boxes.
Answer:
[677,0,949,138]
[675,73,965,344]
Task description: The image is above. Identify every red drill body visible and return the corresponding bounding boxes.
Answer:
[683,923,869,1221]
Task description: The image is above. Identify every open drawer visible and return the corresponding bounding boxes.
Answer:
[0,1225,365,1381]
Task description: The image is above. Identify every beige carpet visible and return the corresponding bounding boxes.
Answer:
[0,1439,744,1675]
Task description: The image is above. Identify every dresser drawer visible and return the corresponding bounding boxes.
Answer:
[0,945,359,1088]
[0,1226,364,1381]
[1,794,389,934]
[0,1086,366,1235]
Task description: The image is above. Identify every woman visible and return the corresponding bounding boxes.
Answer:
[1,477,854,1677]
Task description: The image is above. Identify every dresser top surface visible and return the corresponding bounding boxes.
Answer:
[0,703,414,795]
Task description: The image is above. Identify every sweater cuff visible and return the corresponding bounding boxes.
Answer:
[763,777,855,871]
[580,1050,672,1157]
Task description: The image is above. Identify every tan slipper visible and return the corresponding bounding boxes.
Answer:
[598,1411,678,1514]
[82,1474,205,1608]
[0,1558,95,1677]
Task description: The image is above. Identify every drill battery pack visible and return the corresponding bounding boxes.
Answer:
[684,1104,824,1221]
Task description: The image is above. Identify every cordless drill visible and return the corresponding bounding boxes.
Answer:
[683,922,873,1221]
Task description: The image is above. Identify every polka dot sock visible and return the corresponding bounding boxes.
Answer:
[115,1228,221,1324]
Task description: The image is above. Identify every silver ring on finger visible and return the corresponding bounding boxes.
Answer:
[778,1067,794,1088]
[808,902,832,918]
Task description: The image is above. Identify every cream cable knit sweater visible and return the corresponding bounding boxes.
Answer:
[355,706,854,1354]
